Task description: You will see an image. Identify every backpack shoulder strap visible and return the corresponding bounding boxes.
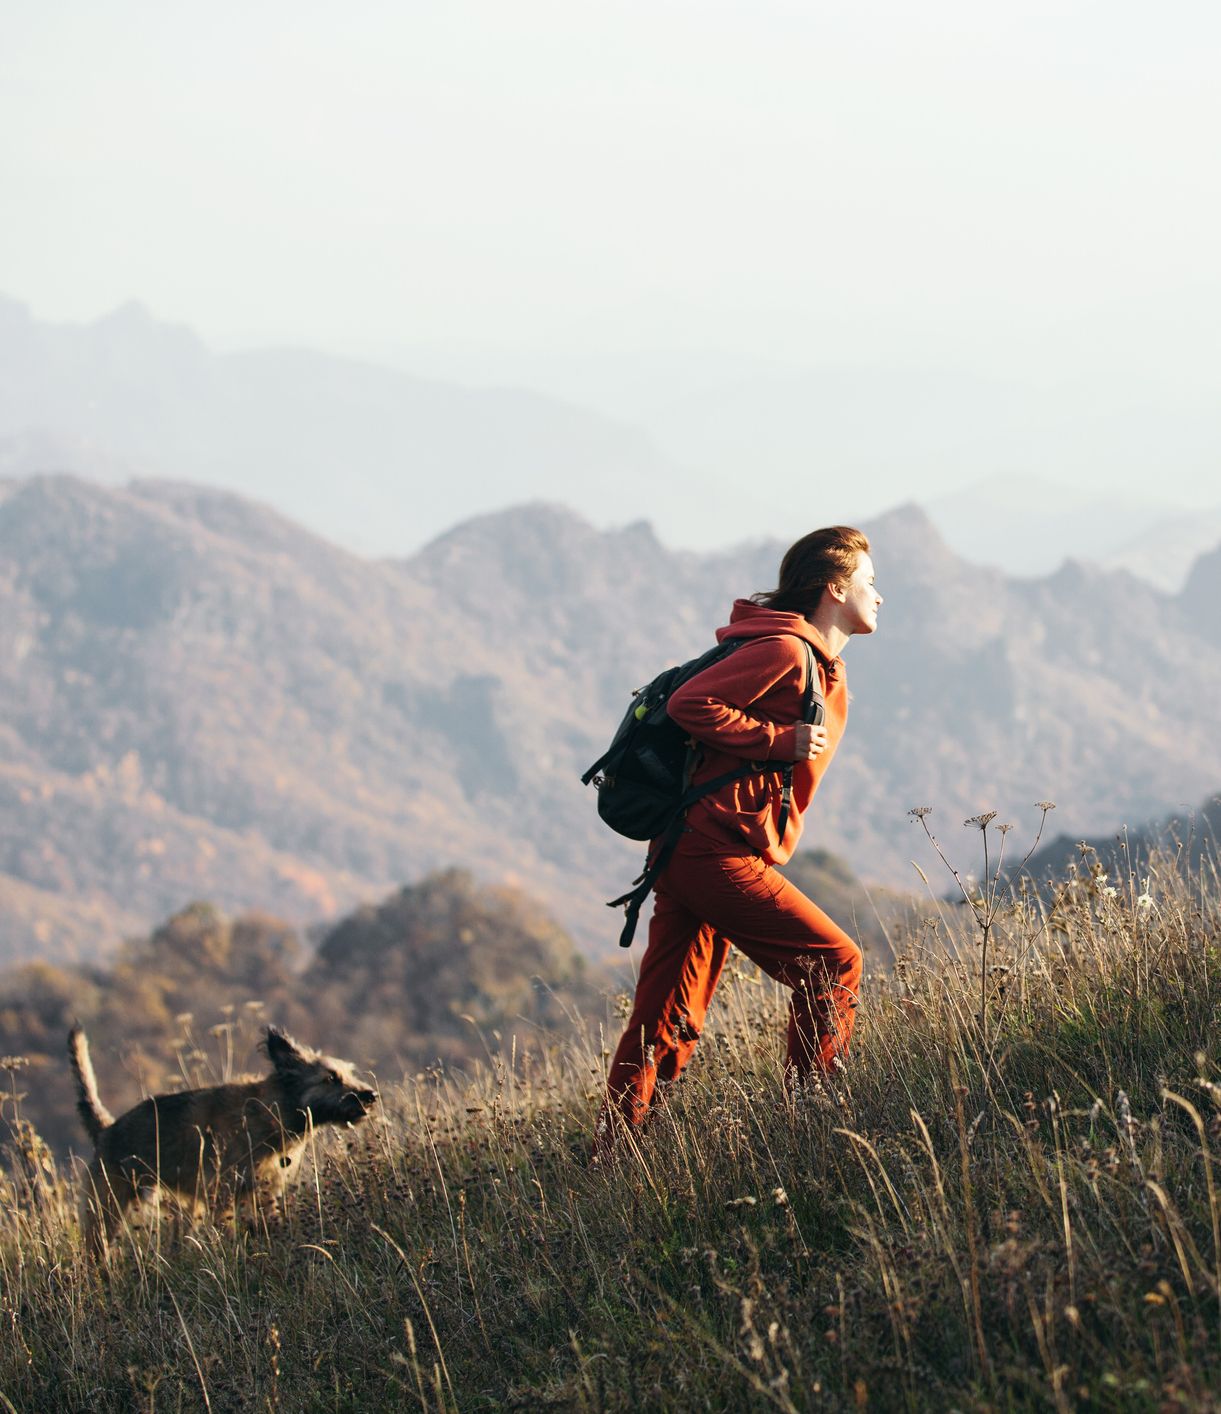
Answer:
[798,639,825,726]
[774,640,824,845]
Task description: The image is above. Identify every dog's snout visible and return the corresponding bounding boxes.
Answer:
[343,1087,377,1117]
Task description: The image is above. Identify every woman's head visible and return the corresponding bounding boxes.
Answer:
[753,526,873,618]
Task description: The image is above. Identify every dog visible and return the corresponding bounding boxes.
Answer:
[68,1024,377,1254]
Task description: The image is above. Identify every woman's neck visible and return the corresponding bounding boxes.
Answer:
[805,604,850,658]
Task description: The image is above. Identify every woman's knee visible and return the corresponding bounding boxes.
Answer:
[841,938,863,983]
[789,936,862,997]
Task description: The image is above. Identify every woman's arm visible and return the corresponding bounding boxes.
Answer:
[667,637,808,762]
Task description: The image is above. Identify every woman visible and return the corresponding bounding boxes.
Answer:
[598,525,882,1148]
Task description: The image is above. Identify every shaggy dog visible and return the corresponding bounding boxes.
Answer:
[68,1024,376,1254]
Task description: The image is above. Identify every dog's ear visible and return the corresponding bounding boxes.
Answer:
[264,1027,308,1070]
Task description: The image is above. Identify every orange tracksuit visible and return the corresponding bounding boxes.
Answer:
[600,600,863,1139]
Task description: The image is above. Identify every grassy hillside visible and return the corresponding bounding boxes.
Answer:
[1,839,1219,1411]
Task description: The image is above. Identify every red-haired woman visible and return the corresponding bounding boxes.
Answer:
[597,526,882,1150]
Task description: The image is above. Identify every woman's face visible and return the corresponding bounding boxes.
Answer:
[838,553,883,634]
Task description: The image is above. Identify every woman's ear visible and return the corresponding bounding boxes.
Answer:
[826,579,848,604]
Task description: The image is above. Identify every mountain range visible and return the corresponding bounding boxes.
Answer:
[0,296,695,559]
[2,473,1219,965]
[3,296,1219,583]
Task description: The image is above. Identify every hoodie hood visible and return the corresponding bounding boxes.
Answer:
[716,599,843,682]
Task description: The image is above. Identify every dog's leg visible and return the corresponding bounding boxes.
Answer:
[82,1160,139,1260]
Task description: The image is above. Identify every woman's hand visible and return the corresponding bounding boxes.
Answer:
[793,722,829,760]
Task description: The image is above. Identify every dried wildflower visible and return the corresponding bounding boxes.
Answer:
[726,1195,757,1208]
[1116,1090,1142,1174]
[963,811,998,829]
[0,1056,29,1072]
[907,806,932,819]
[1035,801,1056,812]
[772,1187,789,1207]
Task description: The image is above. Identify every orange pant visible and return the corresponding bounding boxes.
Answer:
[600,831,863,1139]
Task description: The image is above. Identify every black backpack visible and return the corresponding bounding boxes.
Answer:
[581,634,824,947]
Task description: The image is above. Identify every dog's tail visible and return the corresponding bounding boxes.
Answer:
[67,1025,114,1143]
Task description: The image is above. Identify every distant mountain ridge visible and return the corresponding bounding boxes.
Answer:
[5,296,1220,587]
[0,295,692,558]
[2,474,1220,964]
[924,476,1221,588]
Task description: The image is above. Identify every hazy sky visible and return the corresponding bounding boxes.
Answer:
[3,0,1220,509]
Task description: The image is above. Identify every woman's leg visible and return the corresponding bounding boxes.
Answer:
[660,839,863,1085]
[596,835,862,1152]
[599,880,729,1145]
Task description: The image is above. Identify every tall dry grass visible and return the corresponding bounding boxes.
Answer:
[1,825,1219,1411]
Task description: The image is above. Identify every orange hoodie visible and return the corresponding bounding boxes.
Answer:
[665,599,848,865]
